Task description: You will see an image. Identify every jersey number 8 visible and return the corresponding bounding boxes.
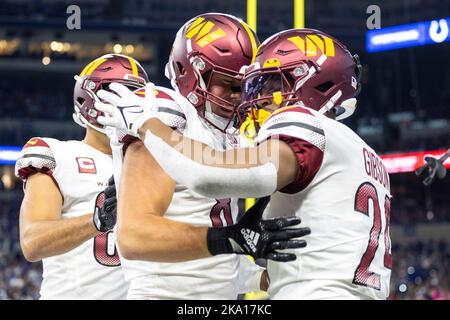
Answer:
[94,231,121,267]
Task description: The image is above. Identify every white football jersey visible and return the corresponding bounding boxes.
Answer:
[112,86,243,299]
[15,137,128,300]
[256,106,392,300]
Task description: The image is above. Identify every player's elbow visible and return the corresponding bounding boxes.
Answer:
[117,239,138,260]
[116,224,140,260]
[20,237,42,262]
[20,223,48,262]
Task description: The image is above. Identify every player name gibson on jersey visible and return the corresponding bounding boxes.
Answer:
[363,147,390,191]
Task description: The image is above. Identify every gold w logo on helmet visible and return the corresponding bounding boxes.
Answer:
[185,17,226,48]
[287,34,335,57]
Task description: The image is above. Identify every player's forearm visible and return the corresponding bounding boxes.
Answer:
[20,214,100,262]
[138,118,223,164]
[139,118,268,169]
[138,118,180,146]
[117,213,210,262]
[140,125,284,198]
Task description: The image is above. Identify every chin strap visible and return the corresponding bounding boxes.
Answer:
[317,89,357,121]
[317,90,342,116]
[239,108,272,143]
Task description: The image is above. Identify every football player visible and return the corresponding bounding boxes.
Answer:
[14,54,148,299]
[98,29,392,300]
[95,14,309,299]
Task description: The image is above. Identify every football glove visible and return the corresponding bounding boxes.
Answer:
[93,176,117,232]
[207,196,310,262]
[95,82,158,137]
[415,149,449,186]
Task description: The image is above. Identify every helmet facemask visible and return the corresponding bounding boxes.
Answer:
[237,52,362,140]
[237,58,323,140]
[73,74,146,134]
[187,53,245,132]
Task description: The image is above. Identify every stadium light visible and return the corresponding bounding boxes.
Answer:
[42,56,51,65]
[366,18,450,52]
[380,149,450,174]
[0,146,21,165]
[113,44,122,54]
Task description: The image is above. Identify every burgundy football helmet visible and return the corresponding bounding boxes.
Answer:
[165,13,260,130]
[73,53,148,133]
[238,28,362,130]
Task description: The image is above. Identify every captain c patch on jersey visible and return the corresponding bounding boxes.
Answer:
[76,157,97,174]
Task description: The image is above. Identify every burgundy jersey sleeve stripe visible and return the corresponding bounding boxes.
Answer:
[23,137,50,149]
[276,134,324,194]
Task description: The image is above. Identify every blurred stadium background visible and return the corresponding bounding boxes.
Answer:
[0,0,449,300]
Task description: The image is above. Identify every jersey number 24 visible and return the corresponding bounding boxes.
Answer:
[353,182,392,290]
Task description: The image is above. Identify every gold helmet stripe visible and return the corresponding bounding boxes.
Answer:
[241,21,258,61]
[186,17,206,38]
[80,58,107,77]
[127,56,139,76]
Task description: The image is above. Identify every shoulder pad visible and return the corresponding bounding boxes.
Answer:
[136,86,187,130]
[154,87,187,130]
[15,137,56,180]
[134,87,176,102]
[257,106,325,152]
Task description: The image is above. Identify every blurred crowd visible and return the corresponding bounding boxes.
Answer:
[0,79,72,121]
[390,240,450,300]
[0,198,42,299]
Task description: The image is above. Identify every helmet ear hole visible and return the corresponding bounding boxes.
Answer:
[315,81,334,93]
[201,70,212,87]
[212,45,230,54]
[284,71,296,85]
[77,97,85,105]
[176,62,185,76]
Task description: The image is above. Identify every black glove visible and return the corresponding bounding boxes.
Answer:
[415,150,449,186]
[207,196,310,262]
[93,176,117,232]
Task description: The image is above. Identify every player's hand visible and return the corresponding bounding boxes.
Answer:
[93,176,117,232]
[207,196,310,262]
[415,150,448,186]
[95,82,158,137]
